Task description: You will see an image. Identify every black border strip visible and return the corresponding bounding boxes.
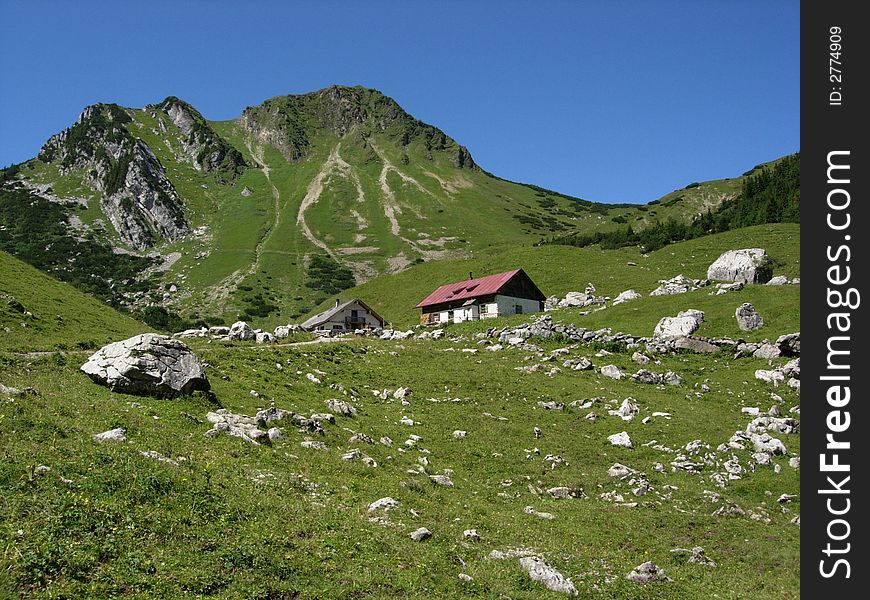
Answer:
[802,1,868,595]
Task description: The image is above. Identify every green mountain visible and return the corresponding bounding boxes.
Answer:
[0,86,802,599]
[1,85,786,328]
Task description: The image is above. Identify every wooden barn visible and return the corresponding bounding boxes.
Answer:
[415,269,545,325]
[301,298,386,332]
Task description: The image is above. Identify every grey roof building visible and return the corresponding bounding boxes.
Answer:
[301,298,386,332]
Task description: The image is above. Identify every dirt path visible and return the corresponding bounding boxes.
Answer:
[369,143,450,254]
[296,144,365,262]
[369,143,464,268]
[372,149,404,237]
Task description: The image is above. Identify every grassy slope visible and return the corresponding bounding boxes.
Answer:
[0,329,800,598]
[0,224,800,599]
[0,251,147,352]
[306,223,800,332]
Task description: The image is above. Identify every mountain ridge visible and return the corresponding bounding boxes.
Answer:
[1,85,791,328]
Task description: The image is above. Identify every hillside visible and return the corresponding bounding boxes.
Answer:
[1,286,801,599]
[1,206,801,599]
[0,86,785,329]
[0,251,147,352]
[307,223,799,331]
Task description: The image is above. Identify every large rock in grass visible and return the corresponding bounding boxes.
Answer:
[81,333,209,397]
[228,321,255,341]
[654,309,704,339]
[735,303,764,331]
[707,249,773,284]
[519,556,579,596]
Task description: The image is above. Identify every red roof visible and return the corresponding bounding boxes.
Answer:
[415,269,524,308]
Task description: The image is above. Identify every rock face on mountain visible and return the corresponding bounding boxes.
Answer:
[80,333,209,396]
[707,249,772,284]
[156,97,247,180]
[39,104,189,249]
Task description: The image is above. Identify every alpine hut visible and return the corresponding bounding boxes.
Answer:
[415,269,545,325]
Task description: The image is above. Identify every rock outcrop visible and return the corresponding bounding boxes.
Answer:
[735,303,764,331]
[80,333,209,396]
[518,556,578,596]
[228,321,255,341]
[650,275,707,296]
[707,249,773,283]
[776,332,800,356]
[654,309,704,339]
[545,290,607,310]
[156,97,247,181]
[39,104,189,249]
[613,289,641,305]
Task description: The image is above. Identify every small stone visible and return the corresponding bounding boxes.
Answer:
[547,486,581,499]
[430,474,454,487]
[523,506,555,520]
[608,431,633,448]
[93,428,126,443]
[325,398,357,416]
[626,561,672,584]
[368,497,400,512]
[410,527,432,542]
[632,352,651,365]
[341,448,362,461]
[608,463,635,478]
[672,546,716,568]
[600,364,624,380]
[654,309,704,339]
[300,439,327,451]
[463,529,480,541]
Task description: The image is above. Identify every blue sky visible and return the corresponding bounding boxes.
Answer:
[0,0,799,203]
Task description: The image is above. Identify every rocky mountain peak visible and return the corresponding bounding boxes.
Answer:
[37,102,189,250]
[39,103,134,169]
[151,96,247,181]
[311,85,406,135]
[238,85,476,170]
